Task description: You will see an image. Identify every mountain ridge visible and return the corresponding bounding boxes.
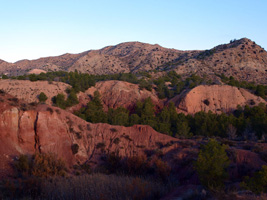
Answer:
[0,38,266,84]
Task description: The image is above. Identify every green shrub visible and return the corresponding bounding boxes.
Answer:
[46,107,53,114]
[15,153,67,178]
[113,137,120,145]
[194,139,230,189]
[66,90,79,107]
[15,155,30,174]
[2,74,8,79]
[153,158,171,179]
[124,155,149,175]
[96,142,106,151]
[71,144,79,154]
[31,153,66,177]
[38,92,48,103]
[241,165,267,194]
[52,93,66,109]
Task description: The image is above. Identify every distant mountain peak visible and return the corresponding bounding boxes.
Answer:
[0,59,8,64]
[0,38,266,84]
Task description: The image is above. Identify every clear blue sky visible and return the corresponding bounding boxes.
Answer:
[0,0,266,62]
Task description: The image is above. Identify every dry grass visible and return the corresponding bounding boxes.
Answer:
[2,174,170,200]
[2,152,172,199]
[14,153,67,178]
[40,174,169,200]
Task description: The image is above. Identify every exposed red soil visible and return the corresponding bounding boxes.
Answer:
[170,85,266,114]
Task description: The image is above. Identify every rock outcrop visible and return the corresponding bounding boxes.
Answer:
[0,92,177,178]
[27,69,47,74]
[170,85,266,114]
[84,80,163,111]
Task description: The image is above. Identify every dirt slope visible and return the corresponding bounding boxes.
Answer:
[0,79,161,112]
[0,79,264,115]
[27,69,47,74]
[0,79,70,105]
[84,80,163,111]
[170,85,266,114]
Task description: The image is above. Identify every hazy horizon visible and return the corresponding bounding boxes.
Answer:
[1,0,266,62]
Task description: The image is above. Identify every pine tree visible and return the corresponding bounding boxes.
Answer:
[86,91,107,123]
[39,92,48,103]
[195,139,230,189]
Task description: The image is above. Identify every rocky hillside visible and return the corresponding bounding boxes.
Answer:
[0,79,70,105]
[0,42,186,76]
[0,79,162,112]
[0,52,89,76]
[0,79,265,115]
[1,38,266,84]
[0,92,177,178]
[68,42,189,74]
[170,85,266,114]
[84,80,163,111]
[1,91,267,200]
[165,38,267,84]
